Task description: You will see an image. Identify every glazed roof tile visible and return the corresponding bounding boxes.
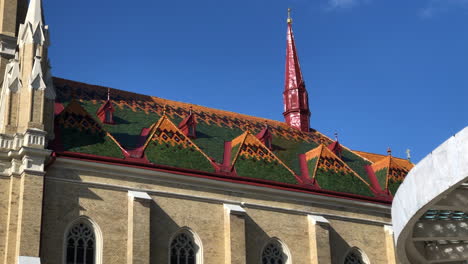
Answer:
[354,150,414,171]
[52,77,411,199]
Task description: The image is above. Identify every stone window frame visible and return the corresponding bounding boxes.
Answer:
[62,216,103,264]
[342,247,371,264]
[260,237,292,264]
[168,227,203,264]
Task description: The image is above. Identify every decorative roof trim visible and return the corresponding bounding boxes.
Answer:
[106,132,129,156]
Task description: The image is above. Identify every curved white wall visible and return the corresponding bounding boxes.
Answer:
[392,126,468,263]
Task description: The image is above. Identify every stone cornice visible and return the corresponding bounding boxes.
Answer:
[51,157,392,218]
[47,175,391,226]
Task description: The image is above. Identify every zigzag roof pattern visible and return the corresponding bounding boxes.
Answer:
[354,150,414,171]
[52,77,412,200]
[304,144,375,196]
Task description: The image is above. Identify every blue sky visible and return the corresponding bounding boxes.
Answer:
[43,0,468,163]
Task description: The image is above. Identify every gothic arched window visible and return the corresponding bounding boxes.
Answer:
[344,247,369,264]
[63,216,102,264]
[261,239,291,264]
[169,229,202,264]
[64,218,101,264]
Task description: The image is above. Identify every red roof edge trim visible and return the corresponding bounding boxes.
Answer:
[365,165,383,193]
[220,141,233,173]
[364,165,392,201]
[298,154,309,180]
[53,151,392,205]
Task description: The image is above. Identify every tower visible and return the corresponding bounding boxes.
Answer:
[282,9,311,132]
[0,0,55,138]
[0,0,54,263]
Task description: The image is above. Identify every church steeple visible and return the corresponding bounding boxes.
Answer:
[283,9,311,132]
[0,0,55,139]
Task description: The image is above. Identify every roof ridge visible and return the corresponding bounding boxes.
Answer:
[353,149,410,162]
[53,76,315,136]
[371,155,392,172]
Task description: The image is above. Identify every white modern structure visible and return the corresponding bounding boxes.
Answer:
[393,127,468,263]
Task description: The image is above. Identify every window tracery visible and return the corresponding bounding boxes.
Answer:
[65,221,95,264]
[170,232,197,264]
[262,241,286,264]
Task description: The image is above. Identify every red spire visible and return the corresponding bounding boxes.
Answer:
[283,9,311,132]
[285,13,303,91]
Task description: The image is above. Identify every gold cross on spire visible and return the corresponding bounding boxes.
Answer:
[287,8,293,24]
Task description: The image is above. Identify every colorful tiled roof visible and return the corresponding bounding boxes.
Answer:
[354,150,414,171]
[52,77,412,199]
[304,144,374,196]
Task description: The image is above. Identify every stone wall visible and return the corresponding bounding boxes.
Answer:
[38,159,396,264]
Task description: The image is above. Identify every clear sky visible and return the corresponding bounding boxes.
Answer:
[43,0,468,163]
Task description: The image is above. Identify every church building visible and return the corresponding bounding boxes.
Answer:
[0,1,412,263]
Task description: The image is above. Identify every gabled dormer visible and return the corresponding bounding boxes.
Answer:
[370,148,412,196]
[255,123,273,149]
[304,144,375,196]
[327,135,343,158]
[143,115,215,172]
[226,131,298,184]
[96,88,115,124]
[178,107,197,138]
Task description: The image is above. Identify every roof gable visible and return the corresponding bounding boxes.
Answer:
[54,100,124,158]
[371,155,409,195]
[143,115,215,172]
[305,144,375,196]
[229,132,298,184]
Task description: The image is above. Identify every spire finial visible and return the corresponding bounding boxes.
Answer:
[287,8,293,24]
[25,0,44,26]
[107,88,110,101]
[387,147,392,156]
[189,106,193,115]
[334,132,339,141]
[406,149,411,161]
